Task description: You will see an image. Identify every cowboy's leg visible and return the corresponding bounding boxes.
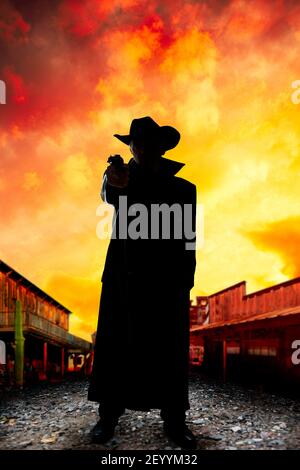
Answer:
[98,400,125,426]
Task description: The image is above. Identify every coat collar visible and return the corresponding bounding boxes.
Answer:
[128,157,185,177]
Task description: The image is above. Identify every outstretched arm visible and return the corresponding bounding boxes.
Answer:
[100,163,129,207]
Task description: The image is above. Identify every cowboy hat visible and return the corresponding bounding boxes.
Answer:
[113,116,180,152]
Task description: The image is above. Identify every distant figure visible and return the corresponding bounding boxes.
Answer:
[83,352,93,376]
[0,341,5,387]
[24,357,35,384]
[6,354,14,387]
[0,340,5,366]
[88,116,197,449]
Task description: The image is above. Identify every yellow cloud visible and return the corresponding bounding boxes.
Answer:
[56,152,94,192]
[23,171,42,190]
[242,216,300,279]
[45,273,101,341]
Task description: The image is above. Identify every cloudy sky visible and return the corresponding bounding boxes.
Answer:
[1,0,300,341]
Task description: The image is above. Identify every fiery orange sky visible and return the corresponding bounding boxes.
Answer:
[1,0,300,341]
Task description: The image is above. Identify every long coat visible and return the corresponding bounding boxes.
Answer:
[87,156,197,412]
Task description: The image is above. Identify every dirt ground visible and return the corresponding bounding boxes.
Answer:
[0,372,300,450]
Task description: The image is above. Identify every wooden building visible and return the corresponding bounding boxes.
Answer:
[0,260,92,386]
[190,278,300,387]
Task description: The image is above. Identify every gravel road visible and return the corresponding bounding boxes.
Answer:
[0,372,299,450]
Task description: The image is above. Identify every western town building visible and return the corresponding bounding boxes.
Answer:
[0,260,92,387]
[189,278,300,387]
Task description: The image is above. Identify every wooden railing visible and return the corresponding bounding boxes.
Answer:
[0,311,15,326]
[207,279,300,324]
[0,311,90,352]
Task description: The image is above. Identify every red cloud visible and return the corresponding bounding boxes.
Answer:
[3,66,28,104]
[0,0,30,42]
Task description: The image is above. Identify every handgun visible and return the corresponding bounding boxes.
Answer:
[107,154,124,168]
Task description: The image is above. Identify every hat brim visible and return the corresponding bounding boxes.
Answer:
[113,126,180,151]
[113,134,132,145]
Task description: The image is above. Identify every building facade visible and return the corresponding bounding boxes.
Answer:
[190,278,300,387]
[0,260,92,387]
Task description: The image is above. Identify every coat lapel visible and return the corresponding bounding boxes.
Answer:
[128,157,185,177]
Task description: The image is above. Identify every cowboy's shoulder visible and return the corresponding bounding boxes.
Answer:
[172,176,196,192]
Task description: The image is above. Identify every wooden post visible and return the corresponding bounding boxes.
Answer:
[14,299,25,388]
[43,342,47,374]
[223,339,227,383]
[61,347,65,377]
[74,353,77,372]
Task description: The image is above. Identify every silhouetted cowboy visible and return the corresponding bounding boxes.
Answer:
[88,116,197,449]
